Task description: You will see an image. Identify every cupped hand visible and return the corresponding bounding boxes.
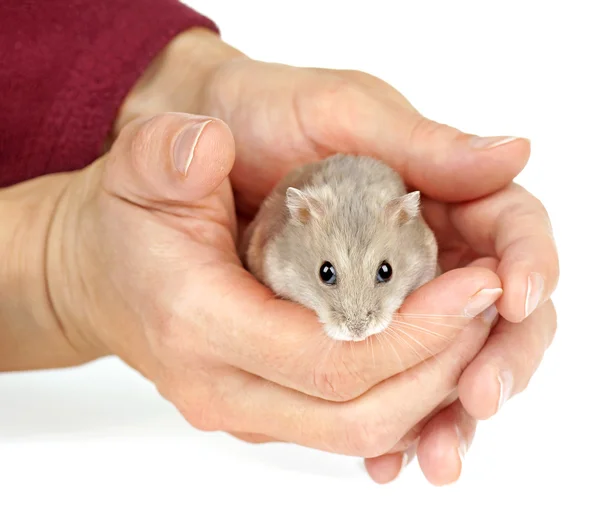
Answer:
[192,58,558,483]
[108,29,559,484]
[47,113,503,464]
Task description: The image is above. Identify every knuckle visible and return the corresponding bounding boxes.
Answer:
[315,74,373,116]
[333,69,382,88]
[159,376,226,433]
[183,395,225,432]
[128,114,167,171]
[408,115,461,147]
[327,73,366,96]
[341,410,397,458]
[149,283,209,365]
[500,187,553,236]
[150,311,190,364]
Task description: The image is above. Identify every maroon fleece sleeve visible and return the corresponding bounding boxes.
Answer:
[0,0,219,188]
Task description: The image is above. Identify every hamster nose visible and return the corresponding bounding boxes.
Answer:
[346,319,368,338]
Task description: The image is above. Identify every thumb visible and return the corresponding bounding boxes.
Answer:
[321,74,531,202]
[103,112,235,208]
[398,113,531,202]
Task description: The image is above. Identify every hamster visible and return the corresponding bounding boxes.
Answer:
[241,154,439,342]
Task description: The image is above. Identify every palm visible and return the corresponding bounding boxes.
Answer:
[88,163,242,353]
[205,60,479,271]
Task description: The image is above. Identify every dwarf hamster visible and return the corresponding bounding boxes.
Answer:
[241,154,439,342]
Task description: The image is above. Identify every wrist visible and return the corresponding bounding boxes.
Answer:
[0,172,105,371]
[109,27,247,143]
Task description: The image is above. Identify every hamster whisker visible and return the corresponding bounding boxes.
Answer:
[392,314,464,330]
[376,333,391,364]
[394,313,471,319]
[390,321,452,342]
[384,326,424,360]
[378,330,406,369]
[388,326,441,365]
[385,327,430,365]
[367,335,376,367]
[405,320,464,330]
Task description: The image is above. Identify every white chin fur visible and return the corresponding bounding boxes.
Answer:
[324,326,356,342]
[324,319,391,342]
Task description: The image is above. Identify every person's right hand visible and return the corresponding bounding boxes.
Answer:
[47,112,502,459]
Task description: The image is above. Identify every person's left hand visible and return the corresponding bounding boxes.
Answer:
[111,28,559,485]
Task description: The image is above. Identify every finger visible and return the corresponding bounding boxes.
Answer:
[305,74,530,202]
[363,443,418,484]
[202,265,501,402]
[330,69,420,114]
[368,390,458,461]
[105,112,236,211]
[458,299,557,420]
[362,255,498,475]
[449,182,559,322]
[178,304,496,458]
[400,117,530,203]
[228,432,281,444]
[466,256,500,272]
[419,197,487,271]
[363,397,478,485]
[416,400,477,486]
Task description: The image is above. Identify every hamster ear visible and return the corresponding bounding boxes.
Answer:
[385,191,421,224]
[286,187,324,224]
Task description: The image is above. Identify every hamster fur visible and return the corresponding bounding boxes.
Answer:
[241,154,439,342]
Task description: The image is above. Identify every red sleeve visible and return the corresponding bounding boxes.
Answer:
[0,0,219,188]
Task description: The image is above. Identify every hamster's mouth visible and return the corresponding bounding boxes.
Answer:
[324,319,391,342]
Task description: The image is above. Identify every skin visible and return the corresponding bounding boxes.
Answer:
[138,29,558,483]
[0,28,559,486]
[1,112,502,458]
[242,153,439,342]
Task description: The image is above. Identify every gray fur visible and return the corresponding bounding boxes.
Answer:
[244,154,439,341]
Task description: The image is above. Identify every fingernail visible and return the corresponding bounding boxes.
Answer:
[480,304,499,325]
[496,369,514,413]
[464,288,503,318]
[455,425,468,463]
[404,439,418,468]
[173,120,212,176]
[395,442,418,481]
[400,451,409,472]
[470,135,519,149]
[525,272,545,318]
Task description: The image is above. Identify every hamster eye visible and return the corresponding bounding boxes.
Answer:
[319,261,337,285]
[376,262,393,283]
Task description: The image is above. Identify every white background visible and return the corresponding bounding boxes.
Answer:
[1,0,598,514]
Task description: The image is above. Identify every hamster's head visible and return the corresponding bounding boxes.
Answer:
[265,184,438,342]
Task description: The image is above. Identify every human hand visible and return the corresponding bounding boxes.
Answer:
[45,112,505,466]
[110,28,559,484]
